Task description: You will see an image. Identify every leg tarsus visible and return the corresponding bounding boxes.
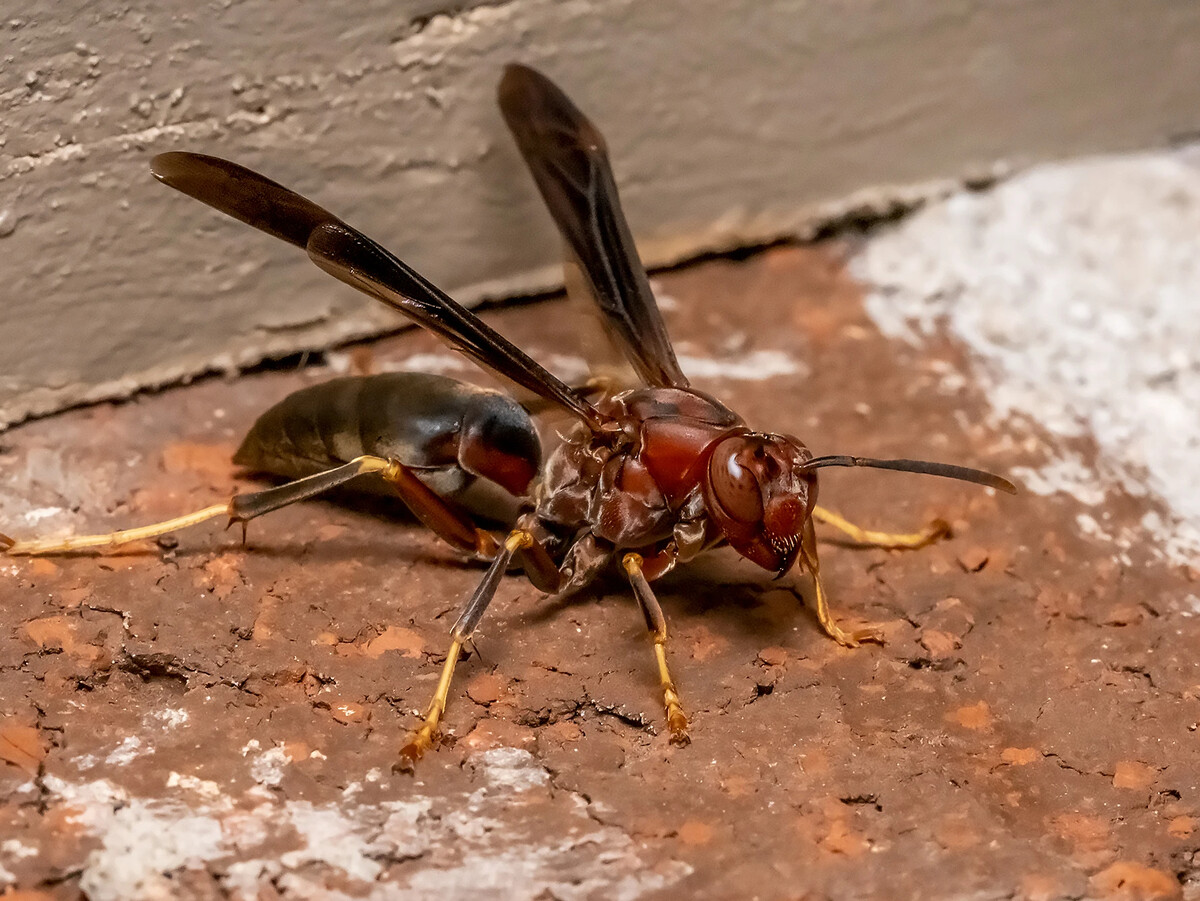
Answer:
[812,506,950,550]
[5,503,232,556]
[656,642,690,745]
[397,637,464,772]
[395,525,552,770]
[801,519,887,649]
[811,571,886,648]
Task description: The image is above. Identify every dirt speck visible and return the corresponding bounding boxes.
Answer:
[955,545,990,572]
[757,646,789,666]
[1001,747,1039,766]
[677,820,716,845]
[465,672,504,705]
[1088,861,1181,900]
[0,723,46,776]
[1111,760,1156,790]
[362,625,424,659]
[947,701,992,730]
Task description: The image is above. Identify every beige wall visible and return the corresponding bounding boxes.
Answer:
[3,0,1199,427]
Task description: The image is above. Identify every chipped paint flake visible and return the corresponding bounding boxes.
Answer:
[104,735,149,766]
[475,746,550,792]
[145,707,189,729]
[248,744,292,787]
[22,505,63,523]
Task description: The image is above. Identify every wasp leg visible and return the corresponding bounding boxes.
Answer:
[5,455,499,558]
[399,527,551,769]
[230,456,501,556]
[800,518,885,649]
[376,459,500,556]
[622,552,690,745]
[812,505,949,550]
[4,503,235,556]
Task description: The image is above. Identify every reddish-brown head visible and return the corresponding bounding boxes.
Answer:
[702,432,818,574]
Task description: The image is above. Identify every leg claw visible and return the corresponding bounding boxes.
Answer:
[667,708,691,746]
[395,724,439,773]
[831,624,887,649]
[921,518,952,545]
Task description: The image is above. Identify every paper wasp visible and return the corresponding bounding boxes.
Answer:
[4,64,1015,766]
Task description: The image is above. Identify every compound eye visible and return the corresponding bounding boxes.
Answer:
[707,439,765,523]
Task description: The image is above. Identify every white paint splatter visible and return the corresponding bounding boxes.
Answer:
[166,771,223,800]
[382,352,471,375]
[33,746,689,900]
[280,802,386,881]
[247,745,292,788]
[677,348,806,381]
[1008,454,1110,507]
[79,800,225,901]
[539,350,804,386]
[22,505,63,524]
[145,707,189,729]
[855,151,1200,564]
[104,736,149,767]
[1,840,36,860]
[649,279,680,312]
[474,747,550,793]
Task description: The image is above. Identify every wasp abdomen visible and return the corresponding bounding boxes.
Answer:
[234,373,542,499]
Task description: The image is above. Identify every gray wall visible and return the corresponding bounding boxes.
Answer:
[3,0,1199,427]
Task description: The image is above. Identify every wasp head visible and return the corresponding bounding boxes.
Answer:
[702,432,817,575]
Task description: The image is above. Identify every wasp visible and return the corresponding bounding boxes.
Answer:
[3,65,1015,767]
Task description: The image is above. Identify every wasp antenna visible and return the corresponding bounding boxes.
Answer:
[799,455,1017,494]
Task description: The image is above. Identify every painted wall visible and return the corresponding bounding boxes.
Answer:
[3,0,1199,426]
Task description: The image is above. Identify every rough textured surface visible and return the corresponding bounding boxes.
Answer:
[5,0,1200,426]
[3,225,1200,898]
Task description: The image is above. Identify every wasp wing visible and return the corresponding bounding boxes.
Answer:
[498,64,689,389]
[151,151,605,430]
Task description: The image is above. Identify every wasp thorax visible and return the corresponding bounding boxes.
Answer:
[703,433,818,574]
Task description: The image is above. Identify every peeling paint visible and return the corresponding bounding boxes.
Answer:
[21,506,63,524]
[856,150,1200,565]
[104,735,149,767]
[473,746,549,792]
[247,743,293,788]
[30,743,689,900]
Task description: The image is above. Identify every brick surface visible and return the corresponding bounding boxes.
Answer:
[1,244,1197,899]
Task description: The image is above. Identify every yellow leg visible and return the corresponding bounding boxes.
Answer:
[801,518,884,648]
[3,455,400,557]
[397,529,538,770]
[397,637,464,770]
[654,641,690,744]
[3,504,232,556]
[623,553,690,745]
[810,567,885,648]
[812,505,949,550]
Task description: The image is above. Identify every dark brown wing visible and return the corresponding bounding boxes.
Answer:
[498,64,689,389]
[151,151,605,430]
